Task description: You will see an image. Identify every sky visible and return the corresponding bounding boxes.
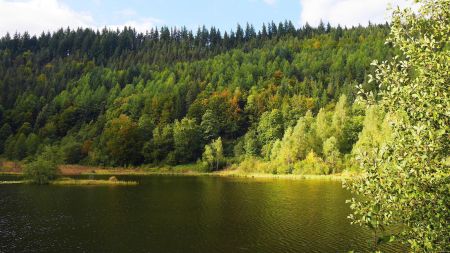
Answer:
[0,0,412,36]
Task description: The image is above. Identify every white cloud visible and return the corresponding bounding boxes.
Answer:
[0,0,95,35]
[0,0,162,36]
[299,0,413,27]
[106,18,163,33]
[108,8,163,32]
[116,8,137,18]
[263,0,277,6]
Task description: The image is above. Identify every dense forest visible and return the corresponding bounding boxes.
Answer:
[0,21,394,174]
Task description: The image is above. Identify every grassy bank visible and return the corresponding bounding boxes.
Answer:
[0,180,27,184]
[1,161,359,181]
[50,178,138,186]
[212,170,355,181]
[0,177,137,186]
[80,167,356,181]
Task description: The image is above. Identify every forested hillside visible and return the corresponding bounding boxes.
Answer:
[0,22,394,173]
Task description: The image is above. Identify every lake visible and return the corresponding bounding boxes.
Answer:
[0,175,400,252]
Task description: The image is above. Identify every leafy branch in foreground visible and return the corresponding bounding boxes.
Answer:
[345,0,449,251]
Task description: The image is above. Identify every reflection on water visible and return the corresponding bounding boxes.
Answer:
[0,175,400,252]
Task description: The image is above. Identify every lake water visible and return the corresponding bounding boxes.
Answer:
[0,175,400,252]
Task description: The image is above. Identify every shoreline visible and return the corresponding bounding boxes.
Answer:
[1,161,359,181]
[0,177,138,186]
[84,171,350,181]
[63,164,358,180]
[1,166,357,181]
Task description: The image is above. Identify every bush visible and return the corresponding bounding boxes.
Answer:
[165,152,177,166]
[293,151,330,175]
[197,160,210,173]
[24,159,59,184]
[236,157,272,173]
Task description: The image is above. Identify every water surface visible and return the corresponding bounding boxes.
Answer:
[0,175,398,252]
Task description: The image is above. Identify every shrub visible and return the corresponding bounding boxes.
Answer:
[293,151,330,175]
[236,157,272,173]
[24,159,59,184]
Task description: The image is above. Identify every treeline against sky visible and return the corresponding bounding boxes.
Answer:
[0,21,375,65]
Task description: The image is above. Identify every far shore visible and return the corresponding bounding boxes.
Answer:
[0,163,358,181]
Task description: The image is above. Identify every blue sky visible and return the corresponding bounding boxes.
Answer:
[0,0,412,36]
[64,0,301,32]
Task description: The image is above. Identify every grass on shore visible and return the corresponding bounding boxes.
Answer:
[0,180,28,184]
[2,161,360,181]
[50,178,138,186]
[0,172,22,175]
[212,170,354,181]
[0,178,137,186]
[82,168,354,181]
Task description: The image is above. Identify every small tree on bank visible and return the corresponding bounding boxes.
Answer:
[202,137,224,171]
[345,0,449,252]
[24,159,58,184]
[24,146,61,184]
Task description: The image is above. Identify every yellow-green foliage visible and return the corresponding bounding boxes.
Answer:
[201,137,224,171]
[351,105,392,157]
[51,178,137,186]
[347,0,450,251]
[269,111,318,168]
[323,136,342,173]
[233,157,273,174]
[294,151,330,175]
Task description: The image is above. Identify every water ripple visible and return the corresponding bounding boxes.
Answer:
[0,177,403,253]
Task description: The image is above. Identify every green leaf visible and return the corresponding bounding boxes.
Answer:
[377,235,395,245]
